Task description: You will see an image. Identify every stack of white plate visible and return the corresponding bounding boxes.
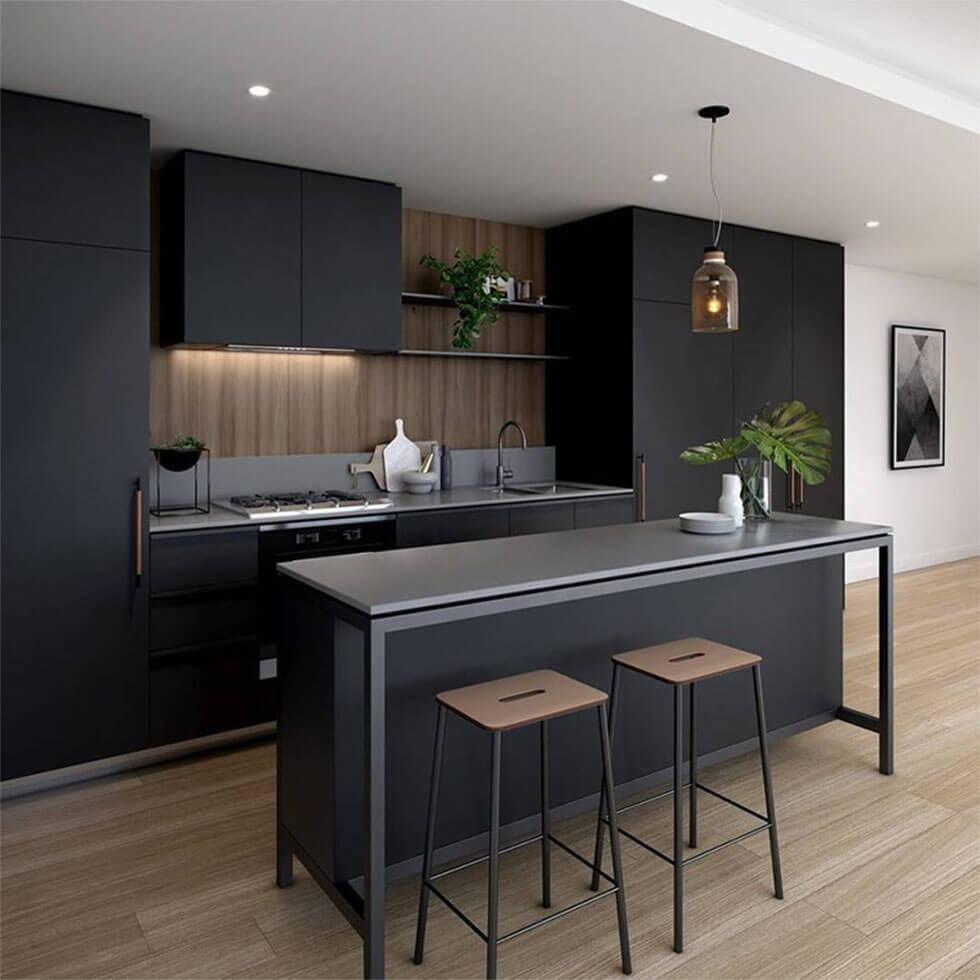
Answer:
[678,512,737,535]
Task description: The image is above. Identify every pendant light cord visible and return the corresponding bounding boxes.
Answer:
[709,119,723,247]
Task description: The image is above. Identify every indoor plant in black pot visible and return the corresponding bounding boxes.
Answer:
[681,401,831,519]
[151,435,206,473]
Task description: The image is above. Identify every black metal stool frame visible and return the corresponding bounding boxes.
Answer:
[590,661,783,953]
[414,702,633,979]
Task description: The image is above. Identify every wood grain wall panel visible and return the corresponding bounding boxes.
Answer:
[150,203,548,457]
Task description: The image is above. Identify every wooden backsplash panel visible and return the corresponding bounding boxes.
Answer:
[150,204,548,456]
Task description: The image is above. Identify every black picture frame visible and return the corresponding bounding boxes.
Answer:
[891,324,946,470]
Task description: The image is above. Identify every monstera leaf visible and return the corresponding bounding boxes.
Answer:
[680,436,749,466]
[680,400,831,485]
[741,401,831,485]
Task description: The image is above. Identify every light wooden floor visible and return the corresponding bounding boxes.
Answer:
[2,559,978,980]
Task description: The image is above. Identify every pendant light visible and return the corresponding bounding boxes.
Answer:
[691,105,739,333]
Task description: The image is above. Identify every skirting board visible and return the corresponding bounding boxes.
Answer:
[0,723,276,800]
[845,544,979,583]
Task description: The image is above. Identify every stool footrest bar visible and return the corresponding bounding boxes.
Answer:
[424,882,489,942]
[430,832,543,881]
[837,706,881,733]
[547,833,617,887]
[498,888,620,944]
[694,782,769,824]
[682,823,771,865]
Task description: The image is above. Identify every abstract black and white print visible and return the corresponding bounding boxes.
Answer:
[892,325,945,469]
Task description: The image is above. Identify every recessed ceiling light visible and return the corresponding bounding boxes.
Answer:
[650,173,669,183]
[248,84,271,98]
[865,220,880,228]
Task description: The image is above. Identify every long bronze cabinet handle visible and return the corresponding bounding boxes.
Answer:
[637,454,647,522]
[135,480,143,586]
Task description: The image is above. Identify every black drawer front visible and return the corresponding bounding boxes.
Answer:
[151,529,258,595]
[510,503,575,537]
[574,496,635,529]
[150,589,257,653]
[395,507,510,548]
[149,641,273,746]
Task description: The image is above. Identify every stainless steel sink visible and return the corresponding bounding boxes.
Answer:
[504,482,597,496]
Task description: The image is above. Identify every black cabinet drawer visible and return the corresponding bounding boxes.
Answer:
[396,507,511,548]
[150,529,258,595]
[574,496,635,528]
[150,588,257,652]
[510,503,575,537]
[149,641,273,746]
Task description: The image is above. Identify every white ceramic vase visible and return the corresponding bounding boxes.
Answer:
[718,473,744,527]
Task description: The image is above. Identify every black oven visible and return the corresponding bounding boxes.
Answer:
[257,514,396,661]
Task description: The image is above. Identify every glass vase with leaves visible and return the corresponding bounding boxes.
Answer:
[419,247,510,349]
[680,401,831,519]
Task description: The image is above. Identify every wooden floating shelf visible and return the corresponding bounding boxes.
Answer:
[398,348,569,362]
[401,292,570,314]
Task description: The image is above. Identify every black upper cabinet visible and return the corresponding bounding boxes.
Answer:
[161,151,402,351]
[161,151,302,347]
[730,227,794,512]
[793,238,844,518]
[1,239,149,780]
[634,301,732,517]
[302,171,401,351]
[633,210,713,304]
[1,90,149,250]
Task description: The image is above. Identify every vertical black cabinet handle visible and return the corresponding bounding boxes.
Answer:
[797,469,805,511]
[135,480,143,586]
[636,454,647,522]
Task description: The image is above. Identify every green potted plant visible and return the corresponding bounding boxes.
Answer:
[151,435,207,473]
[420,247,510,349]
[681,400,831,518]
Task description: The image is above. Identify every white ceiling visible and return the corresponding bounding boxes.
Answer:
[2,0,977,282]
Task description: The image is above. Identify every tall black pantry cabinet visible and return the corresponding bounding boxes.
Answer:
[1,92,150,780]
[546,207,843,521]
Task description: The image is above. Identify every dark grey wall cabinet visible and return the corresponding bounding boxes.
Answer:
[161,151,302,347]
[160,151,401,351]
[302,171,401,351]
[1,240,149,779]
[1,91,149,250]
[547,207,843,521]
[1,92,150,781]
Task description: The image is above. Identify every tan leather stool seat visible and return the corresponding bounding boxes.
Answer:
[437,669,606,731]
[613,636,761,685]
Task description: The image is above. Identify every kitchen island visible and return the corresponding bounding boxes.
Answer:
[275,513,893,978]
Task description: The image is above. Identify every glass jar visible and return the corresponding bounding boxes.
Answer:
[735,456,772,520]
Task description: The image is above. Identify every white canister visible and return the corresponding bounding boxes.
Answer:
[718,473,744,527]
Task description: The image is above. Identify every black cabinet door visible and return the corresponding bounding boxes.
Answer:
[301,171,401,351]
[730,226,794,512]
[793,238,844,518]
[633,209,713,304]
[633,301,733,518]
[509,502,575,537]
[1,91,149,250]
[396,507,511,548]
[1,239,149,780]
[574,496,635,528]
[162,151,301,347]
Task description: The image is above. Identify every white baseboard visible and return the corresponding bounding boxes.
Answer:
[845,544,980,583]
[0,722,276,800]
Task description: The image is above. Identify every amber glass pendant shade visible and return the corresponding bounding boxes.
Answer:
[691,247,738,333]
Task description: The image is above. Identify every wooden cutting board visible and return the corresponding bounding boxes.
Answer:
[349,444,387,490]
[382,418,422,492]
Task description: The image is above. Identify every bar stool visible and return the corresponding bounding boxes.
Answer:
[414,669,633,979]
[590,638,784,953]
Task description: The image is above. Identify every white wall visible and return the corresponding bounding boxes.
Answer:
[845,264,980,581]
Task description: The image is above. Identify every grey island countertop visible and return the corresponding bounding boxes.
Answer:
[279,513,892,616]
[148,482,632,534]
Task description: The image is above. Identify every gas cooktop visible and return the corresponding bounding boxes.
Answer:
[216,490,394,520]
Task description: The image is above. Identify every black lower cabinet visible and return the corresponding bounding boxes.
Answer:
[1,239,149,780]
[396,507,511,548]
[574,496,635,528]
[510,502,575,536]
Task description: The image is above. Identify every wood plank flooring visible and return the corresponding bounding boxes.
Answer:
[2,559,977,979]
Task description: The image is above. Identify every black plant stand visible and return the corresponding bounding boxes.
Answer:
[150,448,211,516]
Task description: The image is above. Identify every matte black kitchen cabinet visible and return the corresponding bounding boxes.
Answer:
[1,239,149,780]
[396,507,511,548]
[573,496,636,528]
[161,151,302,347]
[510,502,575,536]
[792,238,844,518]
[1,90,149,250]
[547,207,843,520]
[302,171,401,351]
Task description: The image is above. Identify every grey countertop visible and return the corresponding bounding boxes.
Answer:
[278,513,892,616]
[148,483,632,534]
